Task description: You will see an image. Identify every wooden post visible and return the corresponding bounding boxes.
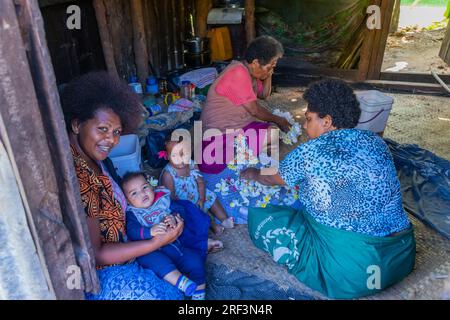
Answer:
[195,0,211,38]
[358,0,379,80]
[1,0,99,298]
[93,0,119,79]
[130,0,149,84]
[245,0,256,45]
[389,0,401,34]
[367,0,396,80]
[439,21,450,65]
[358,0,395,80]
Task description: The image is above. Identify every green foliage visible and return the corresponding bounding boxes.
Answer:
[400,0,448,7]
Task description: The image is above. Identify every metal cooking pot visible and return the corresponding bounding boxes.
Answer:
[183,37,209,54]
[184,50,211,68]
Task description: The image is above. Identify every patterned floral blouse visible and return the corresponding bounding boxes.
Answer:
[278,129,411,237]
[71,145,126,247]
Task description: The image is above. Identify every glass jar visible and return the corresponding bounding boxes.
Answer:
[158,78,168,95]
[180,80,192,99]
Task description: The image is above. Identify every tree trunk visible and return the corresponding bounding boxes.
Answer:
[93,0,119,79]
[245,0,256,45]
[130,0,149,84]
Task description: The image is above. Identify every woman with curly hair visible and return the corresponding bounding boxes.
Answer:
[241,79,416,299]
[61,71,185,300]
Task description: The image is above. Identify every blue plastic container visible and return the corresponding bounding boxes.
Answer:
[146,76,159,94]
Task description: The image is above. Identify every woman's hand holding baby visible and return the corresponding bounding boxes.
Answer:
[163,214,177,229]
[152,215,184,246]
[150,223,167,237]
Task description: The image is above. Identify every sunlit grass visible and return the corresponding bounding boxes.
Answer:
[401,0,448,6]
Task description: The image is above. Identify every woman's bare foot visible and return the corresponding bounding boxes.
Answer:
[221,217,235,229]
[207,238,224,253]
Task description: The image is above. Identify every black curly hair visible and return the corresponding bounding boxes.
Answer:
[120,171,149,190]
[303,79,361,129]
[60,71,143,134]
[244,35,284,66]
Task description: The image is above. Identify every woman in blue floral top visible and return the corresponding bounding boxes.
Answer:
[241,79,416,299]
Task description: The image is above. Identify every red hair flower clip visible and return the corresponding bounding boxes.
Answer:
[157,151,168,160]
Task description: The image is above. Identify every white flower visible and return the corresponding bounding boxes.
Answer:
[230,199,242,208]
[148,177,158,187]
[255,200,267,208]
[273,109,302,145]
[215,180,230,195]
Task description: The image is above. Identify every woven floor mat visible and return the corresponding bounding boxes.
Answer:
[206,213,450,300]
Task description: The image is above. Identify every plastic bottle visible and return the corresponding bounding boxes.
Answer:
[147,104,163,116]
[128,75,143,95]
[190,83,196,99]
[146,76,159,95]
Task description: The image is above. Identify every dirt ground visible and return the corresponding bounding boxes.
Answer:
[382,26,450,74]
[263,87,450,161]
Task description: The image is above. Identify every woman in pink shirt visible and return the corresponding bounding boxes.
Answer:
[199,36,291,174]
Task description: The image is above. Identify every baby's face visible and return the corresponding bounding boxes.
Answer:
[123,176,155,208]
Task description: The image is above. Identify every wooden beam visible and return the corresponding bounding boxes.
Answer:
[93,0,119,79]
[1,0,96,299]
[130,0,149,84]
[277,65,360,82]
[389,0,400,33]
[245,0,255,45]
[358,0,381,81]
[380,71,450,84]
[365,80,449,94]
[439,20,450,64]
[172,0,182,69]
[195,0,211,38]
[367,0,395,80]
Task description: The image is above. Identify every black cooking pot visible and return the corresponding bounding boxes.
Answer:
[183,37,209,54]
[184,50,211,68]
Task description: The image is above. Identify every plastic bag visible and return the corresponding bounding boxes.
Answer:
[144,129,171,168]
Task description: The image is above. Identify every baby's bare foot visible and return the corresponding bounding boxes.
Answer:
[221,217,235,229]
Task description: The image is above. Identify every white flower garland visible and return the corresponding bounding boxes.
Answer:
[214,133,299,209]
[273,109,302,145]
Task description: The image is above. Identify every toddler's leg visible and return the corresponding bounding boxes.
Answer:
[176,248,206,286]
[140,246,196,296]
[210,199,234,229]
[177,248,207,300]
[210,214,224,234]
[191,289,206,300]
[165,272,197,297]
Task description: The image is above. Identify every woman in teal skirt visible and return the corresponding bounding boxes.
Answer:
[241,79,416,299]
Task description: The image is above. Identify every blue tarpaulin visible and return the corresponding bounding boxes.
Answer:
[385,139,450,240]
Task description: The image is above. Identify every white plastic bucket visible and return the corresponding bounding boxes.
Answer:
[109,134,142,177]
[355,90,393,133]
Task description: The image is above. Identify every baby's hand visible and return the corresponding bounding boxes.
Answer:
[163,215,177,229]
[150,223,167,237]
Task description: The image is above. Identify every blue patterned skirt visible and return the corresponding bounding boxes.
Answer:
[85,261,183,300]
